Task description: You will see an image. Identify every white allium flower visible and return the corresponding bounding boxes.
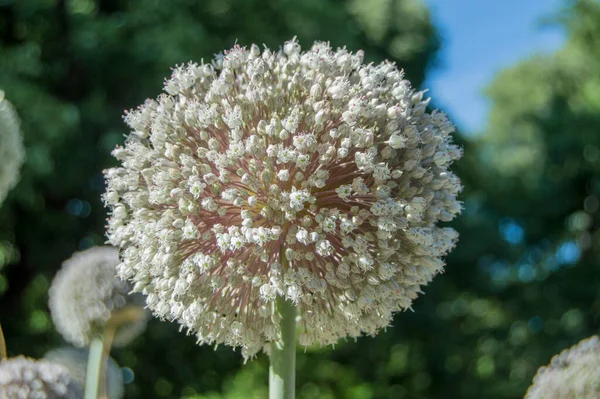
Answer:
[0,356,83,399]
[0,90,25,206]
[49,246,149,348]
[525,335,600,399]
[44,347,124,399]
[104,39,462,359]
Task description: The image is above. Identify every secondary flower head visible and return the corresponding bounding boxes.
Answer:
[105,39,462,358]
[0,90,25,206]
[0,356,83,399]
[44,347,124,399]
[49,246,149,348]
[525,335,600,399]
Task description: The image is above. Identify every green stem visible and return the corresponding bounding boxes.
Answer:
[0,323,7,360]
[85,336,104,399]
[269,295,297,399]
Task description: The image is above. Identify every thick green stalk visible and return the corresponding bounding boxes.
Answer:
[269,295,297,399]
[85,335,104,399]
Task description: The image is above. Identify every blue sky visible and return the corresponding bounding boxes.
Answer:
[422,0,566,134]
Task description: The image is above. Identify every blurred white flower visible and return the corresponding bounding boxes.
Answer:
[525,335,600,399]
[104,39,462,359]
[49,246,149,347]
[44,347,124,399]
[0,356,83,399]
[0,90,25,206]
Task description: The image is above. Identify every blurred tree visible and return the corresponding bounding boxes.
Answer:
[427,0,600,397]
[6,0,600,398]
[0,0,441,398]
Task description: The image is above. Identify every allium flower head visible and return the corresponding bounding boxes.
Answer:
[44,347,124,399]
[0,90,25,206]
[525,335,600,399]
[0,356,83,399]
[49,246,149,347]
[104,39,462,358]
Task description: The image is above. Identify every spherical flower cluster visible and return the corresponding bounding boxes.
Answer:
[44,347,124,399]
[49,246,149,347]
[525,335,600,399]
[104,39,462,358]
[0,90,25,206]
[0,356,83,399]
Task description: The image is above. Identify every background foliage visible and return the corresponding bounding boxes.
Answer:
[0,0,598,398]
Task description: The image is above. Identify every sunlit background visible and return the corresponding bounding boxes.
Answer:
[1,0,599,398]
[425,0,565,133]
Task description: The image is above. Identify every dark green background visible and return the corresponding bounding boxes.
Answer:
[1,0,599,398]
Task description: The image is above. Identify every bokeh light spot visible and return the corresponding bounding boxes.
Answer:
[498,218,524,245]
[122,367,134,384]
[28,309,50,332]
[66,198,91,218]
[476,355,495,378]
[155,378,173,396]
[561,309,584,332]
[556,241,580,265]
[517,264,536,283]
